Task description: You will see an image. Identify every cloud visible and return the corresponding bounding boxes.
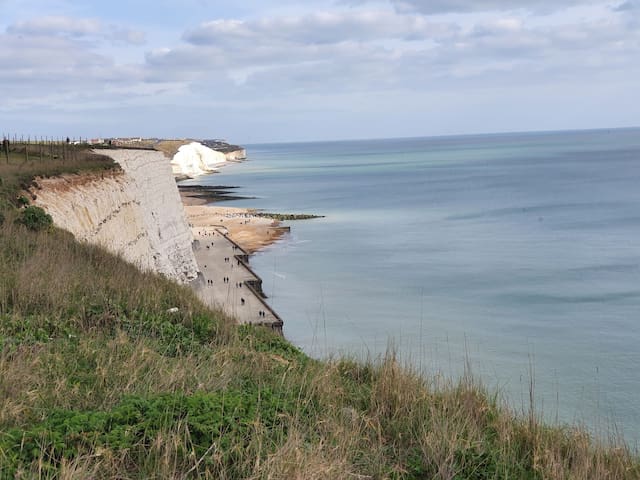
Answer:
[183,10,451,46]
[3,3,638,140]
[6,15,146,46]
[614,0,640,10]
[7,15,102,37]
[150,10,458,90]
[144,5,639,99]
[0,15,148,112]
[345,0,605,15]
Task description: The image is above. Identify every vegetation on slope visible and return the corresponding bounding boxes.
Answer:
[0,147,639,478]
[0,147,116,205]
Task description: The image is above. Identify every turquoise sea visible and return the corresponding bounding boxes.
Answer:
[189,128,640,445]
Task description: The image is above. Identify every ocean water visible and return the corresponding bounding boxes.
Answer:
[188,129,640,444]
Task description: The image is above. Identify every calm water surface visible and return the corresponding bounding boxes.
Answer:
[188,129,640,445]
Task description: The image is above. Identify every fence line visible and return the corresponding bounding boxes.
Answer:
[1,134,96,164]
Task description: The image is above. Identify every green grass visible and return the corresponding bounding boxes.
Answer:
[0,146,639,478]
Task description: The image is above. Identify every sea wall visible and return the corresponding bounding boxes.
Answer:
[30,149,199,284]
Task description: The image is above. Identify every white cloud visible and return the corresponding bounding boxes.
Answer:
[183,10,449,46]
[7,15,102,37]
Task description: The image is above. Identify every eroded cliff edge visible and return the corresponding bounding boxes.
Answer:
[30,149,199,284]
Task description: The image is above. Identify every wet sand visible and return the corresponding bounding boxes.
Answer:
[185,205,289,254]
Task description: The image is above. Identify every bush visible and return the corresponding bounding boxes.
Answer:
[0,210,4,226]
[0,389,293,476]
[16,205,53,231]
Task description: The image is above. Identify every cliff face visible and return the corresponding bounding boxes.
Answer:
[171,142,227,177]
[170,142,247,178]
[31,149,199,284]
[224,148,247,161]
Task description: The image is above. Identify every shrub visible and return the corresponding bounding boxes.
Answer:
[16,205,52,231]
[0,389,294,477]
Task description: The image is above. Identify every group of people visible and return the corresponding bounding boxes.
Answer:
[195,224,275,320]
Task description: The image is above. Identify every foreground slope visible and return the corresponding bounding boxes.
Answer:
[0,148,638,479]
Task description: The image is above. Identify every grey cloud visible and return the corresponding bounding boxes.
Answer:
[347,0,603,14]
[614,0,640,10]
[5,4,639,135]
[0,23,146,111]
[146,5,640,103]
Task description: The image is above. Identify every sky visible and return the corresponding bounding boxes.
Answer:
[0,0,638,143]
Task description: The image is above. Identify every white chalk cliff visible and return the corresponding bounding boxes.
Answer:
[224,148,247,161]
[171,142,227,177]
[31,149,199,284]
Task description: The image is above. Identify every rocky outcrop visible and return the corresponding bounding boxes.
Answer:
[30,149,199,284]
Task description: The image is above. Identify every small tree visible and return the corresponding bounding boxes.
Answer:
[16,206,53,231]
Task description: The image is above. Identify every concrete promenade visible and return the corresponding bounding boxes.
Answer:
[191,225,282,331]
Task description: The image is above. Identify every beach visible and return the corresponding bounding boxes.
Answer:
[184,205,289,254]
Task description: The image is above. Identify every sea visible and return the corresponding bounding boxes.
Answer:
[186,128,640,446]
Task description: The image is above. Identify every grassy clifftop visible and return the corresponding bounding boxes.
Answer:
[0,149,638,479]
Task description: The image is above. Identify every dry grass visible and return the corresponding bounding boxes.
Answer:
[0,146,116,202]
[155,139,193,158]
[1,330,639,478]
